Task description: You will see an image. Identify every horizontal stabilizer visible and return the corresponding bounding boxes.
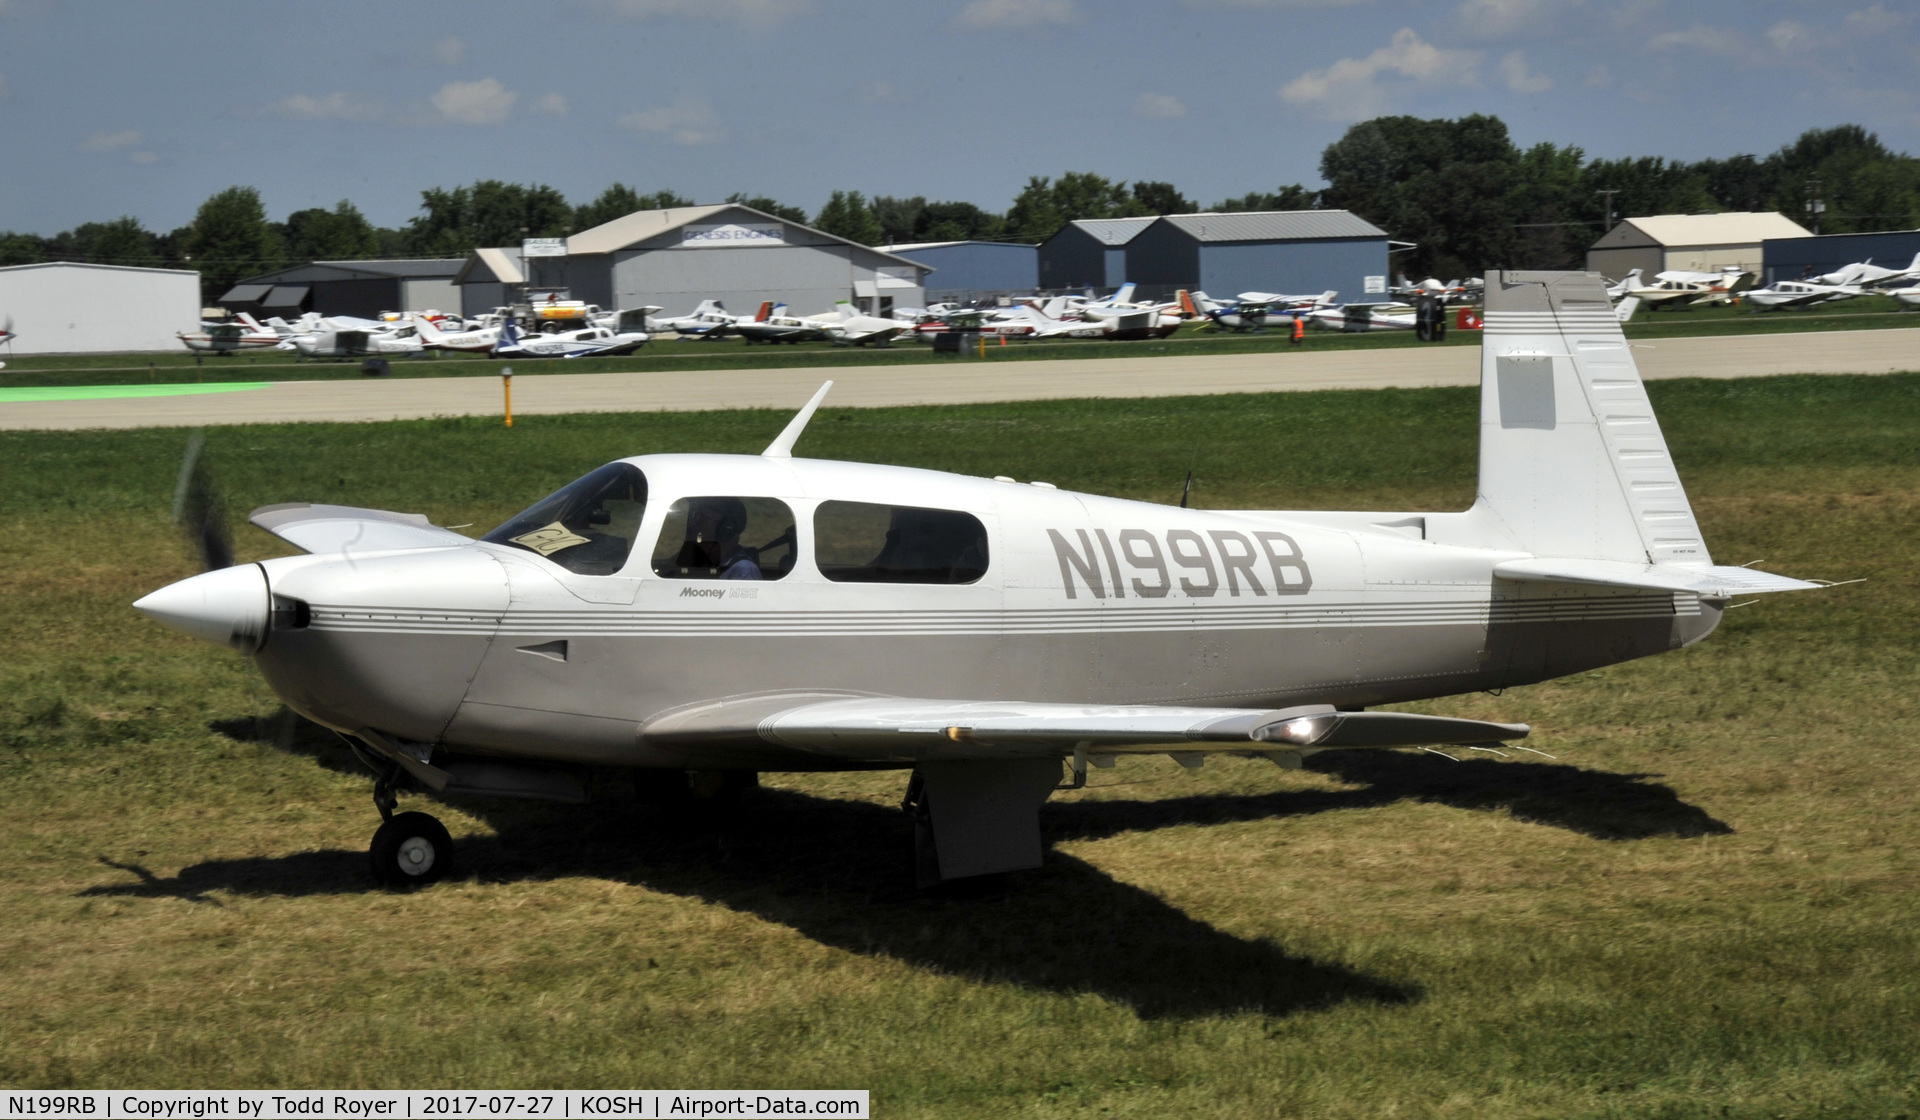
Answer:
[250,503,472,555]
[641,692,1528,762]
[1494,557,1821,596]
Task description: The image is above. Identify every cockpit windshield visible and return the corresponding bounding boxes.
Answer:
[482,462,647,575]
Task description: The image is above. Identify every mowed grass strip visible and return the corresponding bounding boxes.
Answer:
[1,374,1916,1116]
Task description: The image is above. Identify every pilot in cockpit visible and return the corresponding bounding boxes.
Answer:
[680,497,763,580]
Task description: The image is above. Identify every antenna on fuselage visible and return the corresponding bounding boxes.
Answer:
[1179,469,1194,509]
[762,380,834,458]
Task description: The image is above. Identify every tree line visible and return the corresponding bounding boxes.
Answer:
[5,116,1916,300]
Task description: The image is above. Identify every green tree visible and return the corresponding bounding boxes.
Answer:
[405,180,572,256]
[573,184,696,231]
[920,200,1005,242]
[184,186,284,301]
[0,233,49,266]
[1214,185,1320,212]
[54,216,162,266]
[813,190,883,245]
[1005,172,1148,242]
[1130,181,1195,215]
[280,201,381,263]
[724,192,806,224]
[871,195,927,243]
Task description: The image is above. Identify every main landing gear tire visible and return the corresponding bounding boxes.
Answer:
[369,811,454,889]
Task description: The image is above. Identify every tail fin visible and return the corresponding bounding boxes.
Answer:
[1613,295,1641,322]
[413,315,446,343]
[1177,290,1199,317]
[1111,282,1136,305]
[755,300,773,322]
[1471,270,1706,565]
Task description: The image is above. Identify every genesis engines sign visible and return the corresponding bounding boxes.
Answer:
[680,223,787,247]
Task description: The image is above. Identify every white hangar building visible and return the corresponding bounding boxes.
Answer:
[0,261,200,355]
[458,204,932,319]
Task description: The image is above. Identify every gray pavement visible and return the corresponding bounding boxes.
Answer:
[2,328,1914,431]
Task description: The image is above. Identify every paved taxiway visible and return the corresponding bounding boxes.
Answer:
[3,328,1914,430]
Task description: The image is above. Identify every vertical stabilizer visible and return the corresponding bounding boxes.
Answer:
[1472,270,1708,566]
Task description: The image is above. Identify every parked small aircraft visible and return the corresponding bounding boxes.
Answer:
[1307,301,1419,332]
[285,326,425,360]
[1810,251,1920,289]
[412,315,503,354]
[1739,279,1864,311]
[1182,290,1335,332]
[801,301,910,346]
[133,271,1823,891]
[177,313,283,355]
[654,299,740,339]
[735,303,828,345]
[492,320,649,359]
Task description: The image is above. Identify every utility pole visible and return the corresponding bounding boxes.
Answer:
[1804,176,1824,235]
[1595,189,1619,233]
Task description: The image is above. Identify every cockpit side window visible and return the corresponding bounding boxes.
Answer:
[482,462,647,575]
[650,496,796,581]
[814,501,988,584]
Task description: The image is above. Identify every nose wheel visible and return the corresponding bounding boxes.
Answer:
[369,811,454,889]
[366,759,453,889]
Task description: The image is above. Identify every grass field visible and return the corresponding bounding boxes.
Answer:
[3,294,1916,387]
[1,376,1916,1116]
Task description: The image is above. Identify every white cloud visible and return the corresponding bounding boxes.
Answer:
[1455,0,1550,38]
[619,96,724,145]
[432,78,518,124]
[129,151,158,165]
[1499,49,1552,93]
[604,0,808,28]
[432,36,467,65]
[1132,92,1188,119]
[1278,28,1482,119]
[1646,25,1749,57]
[1765,20,1818,56]
[83,129,141,151]
[1843,4,1909,38]
[533,92,569,115]
[1584,64,1613,88]
[952,0,1077,30]
[267,92,387,121]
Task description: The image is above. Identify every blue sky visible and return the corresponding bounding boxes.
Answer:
[3,0,1917,235]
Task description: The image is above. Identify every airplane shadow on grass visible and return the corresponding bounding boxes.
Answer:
[76,713,1726,1021]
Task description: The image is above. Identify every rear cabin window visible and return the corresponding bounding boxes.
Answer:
[650,496,796,580]
[814,501,988,584]
[482,462,647,576]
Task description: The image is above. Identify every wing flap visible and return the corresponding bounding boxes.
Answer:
[640,692,1528,763]
[1494,557,1821,596]
[249,503,473,555]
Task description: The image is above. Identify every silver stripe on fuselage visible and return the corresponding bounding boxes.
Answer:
[306,593,1688,636]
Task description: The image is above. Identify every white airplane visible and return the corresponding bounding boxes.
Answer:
[1739,279,1865,311]
[1810,251,1920,289]
[801,301,910,346]
[1180,290,1335,332]
[412,315,503,354]
[1307,301,1419,332]
[177,313,283,355]
[132,270,1824,890]
[285,325,425,360]
[492,319,649,359]
[654,300,740,339]
[1392,275,1483,303]
[736,303,828,345]
[1886,284,1920,309]
[1021,301,1179,341]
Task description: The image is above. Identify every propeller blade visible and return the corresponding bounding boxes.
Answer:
[171,430,234,571]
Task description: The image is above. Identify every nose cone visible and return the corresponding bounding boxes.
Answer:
[134,564,269,652]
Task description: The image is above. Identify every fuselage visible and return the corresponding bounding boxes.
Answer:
[247,453,1718,771]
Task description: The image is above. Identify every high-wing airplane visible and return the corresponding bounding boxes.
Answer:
[177,313,283,355]
[133,270,1823,891]
[1181,291,1336,332]
[492,320,649,359]
[1306,301,1419,332]
[283,325,425,360]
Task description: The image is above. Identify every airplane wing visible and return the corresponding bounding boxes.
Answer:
[640,692,1529,762]
[1493,557,1822,596]
[249,503,473,555]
